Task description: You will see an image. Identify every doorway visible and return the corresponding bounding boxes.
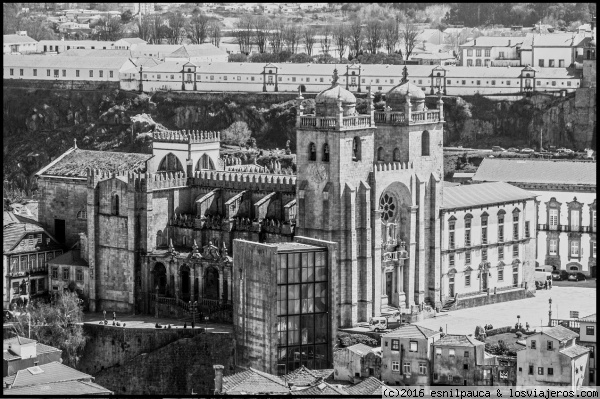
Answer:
[54,219,65,244]
[482,271,488,291]
[386,272,393,304]
[449,275,455,297]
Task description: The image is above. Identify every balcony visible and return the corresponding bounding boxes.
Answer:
[374,109,441,125]
[298,115,374,131]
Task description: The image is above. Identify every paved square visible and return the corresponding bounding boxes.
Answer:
[413,285,596,335]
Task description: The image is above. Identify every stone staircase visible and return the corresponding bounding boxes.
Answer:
[440,296,457,313]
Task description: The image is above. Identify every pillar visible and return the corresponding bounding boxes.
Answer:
[416,181,426,305]
[218,267,224,302]
[373,213,383,318]
[226,267,232,302]
[407,206,418,308]
[396,263,405,310]
[190,263,196,302]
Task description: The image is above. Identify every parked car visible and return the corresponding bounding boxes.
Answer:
[551,271,561,280]
[552,270,570,280]
[562,149,574,154]
[520,148,535,154]
[492,146,506,152]
[507,147,519,152]
[567,272,586,281]
[556,147,568,153]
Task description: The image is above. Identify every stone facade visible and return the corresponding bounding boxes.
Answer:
[333,344,382,381]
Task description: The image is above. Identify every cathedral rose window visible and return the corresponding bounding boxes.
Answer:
[380,194,396,221]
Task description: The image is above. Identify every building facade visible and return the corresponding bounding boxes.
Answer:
[432,334,485,385]
[577,314,596,386]
[333,343,382,382]
[460,37,524,67]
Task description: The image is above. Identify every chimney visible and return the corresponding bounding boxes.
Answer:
[508,39,511,46]
[79,233,88,263]
[213,365,224,394]
[474,39,477,46]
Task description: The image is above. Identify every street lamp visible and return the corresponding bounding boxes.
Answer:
[189,301,198,327]
[517,315,520,329]
[548,298,553,326]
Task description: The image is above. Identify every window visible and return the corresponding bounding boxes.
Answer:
[559,60,564,68]
[392,339,399,351]
[592,210,597,232]
[377,147,384,161]
[62,267,69,280]
[476,80,481,85]
[467,49,473,56]
[19,68,24,76]
[513,244,519,258]
[448,80,451,85]
[485,49,491,57]
[464,364,469,370]
[449,254,455,266]
[491,80,496,85]
[498,269,504,281]
[549,60,555,67]
[525,222,530,238]
[33,69,37,76]
[482,248,488,261]
[529,365,534,375]
[223,75,227,81]
[449,232,455,249]
[308,142,316,161]
[390,79,394,84]
[392,361,400,371]
[593,242,596,258]
[352,137,361,161]
[466,251,471,265]
[110,71,113,78]
[587,326,595,336]
[476,59,482,66]
[436,347,442,357]
[99,70,103,78]
[537,367,544,375]
[549,239,558,255]
[421,131,430,156]
[449,349,455,357]
[409,341,418,352]
[319,77,323,82]
[506,80,511,85]
[403,362,411,373]
[464,351,469,358]
[419,364,427,375]
[570,209,580,231]
[292,77,296,82]
[498,246,504,259]
[47,69,51,77]
[322,144,329,162]
[548,368,554,375]
[465,275,471,286]
[418,80,422,84]
[52,267,58,279]
[547,341,553,350]
[539,59,544,67]
[482,227,488,244]
[37,234,42,244]
[513,223,519,240]
[465,230,471,246]
[89,70,93,77]
[467,59,473,67]
[476,49,482,57]
[76,268,83,282]
[111,194,120,216]
[567,81,571,87]
[531,340,536,349]
[499,51,505,58]
[570,240,580,257]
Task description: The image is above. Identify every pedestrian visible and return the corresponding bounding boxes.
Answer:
[191,321,195,329]
[549,280,552,289]
[439,326,443,333]
[544,281,548,290]
[113,311,116,321]
[103,310,106,321]
[526,322,530,331]
[183,322,187,329]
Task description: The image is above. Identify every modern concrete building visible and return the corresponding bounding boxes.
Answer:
[3,337,62,378]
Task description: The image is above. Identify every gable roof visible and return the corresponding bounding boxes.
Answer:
[346,343,379,356]
[344,376,387,395]
[577,314,596,323]
[4,379,113,395]
[559,345,590,359]
[36,147,152,179]
[4,336,37,347]
[119,37,147,44]
[434,334,484,347]
[3,222,47,253]
[533,33,586,47]
[543,325,579,342]
[3,362,92,388]
[222,367,289,394]
[282,366,333,387]
[384,324,440,339]
[48,250,88,267]
[3,34,37,44]
[472,159,596,186]
[461,36,525,48]
[291,381,347,395]
[442,181,536,210]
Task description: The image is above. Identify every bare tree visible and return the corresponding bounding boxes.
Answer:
[166,11,186,44]
[149,14,165,44]
[253,16,270,53]
[269,22,285,53]
[365,18,383,54]
[349,18,363,56]
[234,15,253,54]
[137,13,153,42]
[320,24,332,55]
[208,21,221,47]
[302,26,316,56]
[96,14,124,41]
[283,25,301,53]
[383,18,400,55]
[401,17,420,60]
[332,23,348,60]
[188,11,209,44]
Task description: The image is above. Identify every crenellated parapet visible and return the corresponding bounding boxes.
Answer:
[146,171,188,191]
[86,168,148,191]
[191,170,296,193]
[153,130,221,144]
[374,161,414,172]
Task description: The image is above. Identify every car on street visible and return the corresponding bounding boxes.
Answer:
[507,147,519,152]
[552,270,570,280]
[562,149,574,154]
[567,272,587,281]
[492,146,507,152]
[556,147,568,153]
[520,148,535,154]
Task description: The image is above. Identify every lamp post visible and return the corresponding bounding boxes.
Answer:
[548,298,552,327]
[154,285,159,319]
[517,315,521,329]
[189,300,197,327]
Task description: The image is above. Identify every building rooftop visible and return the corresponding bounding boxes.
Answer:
[3,336,37,347]
[345,343,379,356]
[442,181,536,210]
[48,250,88,267]
[383,324,440,339]
[282,366,333,387]
[434,334,484,347]
[3,34,38,44]
[560,345,590,359]
[3,222,46,253]
[473,159,596,186]
[542,325,580,342]
[532,33,586,47]
[275,242,325,252]
[3,54,133,70]
[461,36,525,48]
[118,37,147,44]
[3,361,93,388]
[291,381,347,395]
[344,376,387,396]
[577,314,596,323]
[36,147,152,179]
[4,379,112,395]
[222,367,289,394]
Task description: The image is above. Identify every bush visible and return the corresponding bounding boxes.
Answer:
[337,332,379,348]
[228,53,248,62]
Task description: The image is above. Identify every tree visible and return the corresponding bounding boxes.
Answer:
[19,17,57,41]
[188,12,209,44]
[302,26,316,56]
[383,18,400,55]
[234,15,253,54]
[228,53,247,62]
[137,14,154,42]
[166,11,186,44]
[253,16,270,53]
[332,23,349,60]
[269,22,285,53]
[365,18,383,54]
[121,9,133,23]
[319,24,332,56]
[283,25,301,53]
[222,121,253,147]
[349,18,364,56]
[95,14,124,41]
[208,21,221,47]
[289,52,313,63]
[11,292,88,368]
[401,17,420,60]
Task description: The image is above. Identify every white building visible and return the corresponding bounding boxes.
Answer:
[37,39,115,53]
[530,33,587,68]
[473,159,596,277]
[113,37,147,50]
[3,33,38,54]
[460,36,525,67]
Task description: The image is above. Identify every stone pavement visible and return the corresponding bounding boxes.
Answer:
[82,312,233,333]
[413,284,596,335]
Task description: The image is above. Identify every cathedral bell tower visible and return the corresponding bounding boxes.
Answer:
[295,69,377,328]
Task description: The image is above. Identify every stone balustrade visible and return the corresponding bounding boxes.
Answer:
[298,114,374,130]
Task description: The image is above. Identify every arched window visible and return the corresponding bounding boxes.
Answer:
[422,131,430,156]
[196,153,215,171]
[111,194,120,216]
[377,147,384,161]
[352,137,361,161]
[77,209,87,219]
[322,143,329,162]
[393,148,401,162]
[158,153,184,174]
[309,142,317,161]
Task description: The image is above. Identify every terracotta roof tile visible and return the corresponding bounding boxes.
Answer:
[560,345,590,358]
[443,181,536,209]
[344,377,387,395]
[283,366,332,387]
[384,324,440,339]
[543,325,579,342]
[222,368,289,394]
[577,314,596,323]
[346,343,379,356]
[5,380,112,395]
[48,250,88,267]
[291,381,348,395]
[4,361,92,388]
[435,334,485,347]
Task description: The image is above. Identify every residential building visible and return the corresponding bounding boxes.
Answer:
[431,334,485,385]
[3,213,63,309]
[3,33,38,55]
[517,325,589,388]
[577,314,596,386]
[47,234,89,300]
[440,182,537,308]
[281,365,334,388]
[131,43,228,62]
[473,159,596,277]
[460,36,525,67]
[333,343,382,382]
[37,39,115,53]
[481,355,518,386]
[2,361,112,395]
[530,33,587,69]
[215,366,290,395]
[381,325,442,386]
[3,337,62,378]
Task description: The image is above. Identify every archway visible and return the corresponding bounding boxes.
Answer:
[196,153,216,171]
[153,263,167,295]
[204,266,220,300]
[180,264,191,301]
[158,153,184,174]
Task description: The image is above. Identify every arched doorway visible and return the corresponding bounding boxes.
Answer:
[204,266,220,300]
[180,265,191,301]
[153,263,167,295]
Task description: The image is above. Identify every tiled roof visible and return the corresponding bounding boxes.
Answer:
[4,336,37,346]
[344,377,386,395]
[533,33,586,47]
[3,211,20,227]
[442,181,536,210]
[4,361,92,388]
[461,36,525,47]
[577,314,596,323]
[3,54,132,70]
[60,48,133,57]
[37,147,152,179]
[181,44,228,58]
[48,250,88,267]
[434,334,485,347]
[473,159,596,186]
[37,40,114,47]
[222,367,289,394]
[291,381,348,395]
[384,324,440,339]
[560,345,590,359]
[35,343,62,356]
[120,37,146,44]
[543,325,579,342]
[346,343,378,356]
[4,380,113,395]
[283,366,333,387]
[3,223,45,253]
[3,34,38,44]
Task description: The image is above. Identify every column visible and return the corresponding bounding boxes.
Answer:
[227,268,232,302]
[218,267,224,303]
[396,263,405,310]
[175,261,180,301]
[416,181,426,305]
[373,214,383,318]
[407,206,418,308]
[381,267,387,305]
[190,263,196,302]
[198,264,204,299]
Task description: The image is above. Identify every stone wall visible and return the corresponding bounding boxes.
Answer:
[455,288,528,310]
[3,79,120,91]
